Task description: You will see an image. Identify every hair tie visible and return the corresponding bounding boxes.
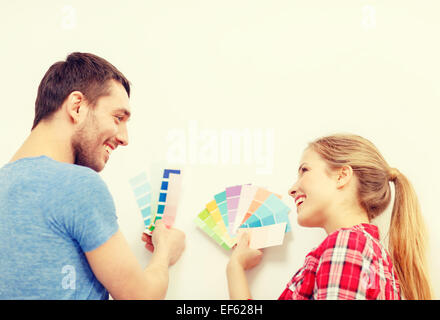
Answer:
[388,168,400,181]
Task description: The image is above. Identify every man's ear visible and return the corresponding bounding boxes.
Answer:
[64,91,88,124]
[336,165,354,189]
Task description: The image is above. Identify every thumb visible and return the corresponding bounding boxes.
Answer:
[238,230,250,245]
[154,219,170,230]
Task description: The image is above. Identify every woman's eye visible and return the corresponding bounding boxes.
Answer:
[301,167,308,173]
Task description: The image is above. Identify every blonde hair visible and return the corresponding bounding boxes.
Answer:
[309,134,432,300]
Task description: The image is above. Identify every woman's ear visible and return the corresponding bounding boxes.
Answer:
[64,91,88,124]
[336,165,354,189]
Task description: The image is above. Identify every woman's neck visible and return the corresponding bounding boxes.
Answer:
[323,206,370,235]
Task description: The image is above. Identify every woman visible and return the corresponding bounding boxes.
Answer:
[227,134,432,300]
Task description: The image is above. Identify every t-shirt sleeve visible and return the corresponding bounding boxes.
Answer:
[314,230,375,300]
[64,170,119,252]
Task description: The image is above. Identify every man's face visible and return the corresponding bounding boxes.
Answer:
[71,80,131,172]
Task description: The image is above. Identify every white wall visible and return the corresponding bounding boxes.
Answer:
[1,0,439,299]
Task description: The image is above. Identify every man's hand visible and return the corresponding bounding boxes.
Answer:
[141,220,185,267]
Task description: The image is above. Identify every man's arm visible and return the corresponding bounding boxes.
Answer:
[85,220,185,299]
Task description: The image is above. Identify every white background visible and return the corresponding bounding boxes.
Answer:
[0,1,439,299]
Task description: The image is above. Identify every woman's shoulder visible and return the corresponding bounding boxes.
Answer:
[312,223,379,259]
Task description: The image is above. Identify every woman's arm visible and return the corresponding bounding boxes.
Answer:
[226,232,263,300]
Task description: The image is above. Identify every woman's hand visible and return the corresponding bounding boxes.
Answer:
[226,231,263,300]
[229,231,263,270]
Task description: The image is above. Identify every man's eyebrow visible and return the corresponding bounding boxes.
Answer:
[115,108,131,118]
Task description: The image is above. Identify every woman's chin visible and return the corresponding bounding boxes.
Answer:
[297,210,320,228]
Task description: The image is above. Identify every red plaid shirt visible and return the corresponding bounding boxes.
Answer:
[278,223,401,300]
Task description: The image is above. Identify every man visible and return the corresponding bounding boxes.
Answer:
[0,52,185,299]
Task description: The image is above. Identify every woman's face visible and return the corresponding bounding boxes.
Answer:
[288,148,339,228]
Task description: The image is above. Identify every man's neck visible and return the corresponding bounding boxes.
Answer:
[10,122,74,164]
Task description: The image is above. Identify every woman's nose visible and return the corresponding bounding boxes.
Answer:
[288,181,298,198]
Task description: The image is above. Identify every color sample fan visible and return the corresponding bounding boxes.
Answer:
[194,184,291,250]
[129,169,182,235]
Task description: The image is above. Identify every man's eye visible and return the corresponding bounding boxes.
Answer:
[115,116,123,122]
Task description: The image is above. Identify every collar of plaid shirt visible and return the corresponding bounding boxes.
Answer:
[337,223,380,242]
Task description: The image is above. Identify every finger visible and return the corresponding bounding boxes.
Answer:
[238,231,250,245]
[141,232,153,243]
[145,236,153,245]
[154,219,164,229]
[145,243,154,253]
[155,219,172,230]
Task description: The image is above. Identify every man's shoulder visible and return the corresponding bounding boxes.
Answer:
[3,156,106,191]
[50,160,108,194]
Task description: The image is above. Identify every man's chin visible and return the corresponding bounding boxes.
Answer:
[92,161,106,172]
[93,165,105,172]
[74,159,105,172]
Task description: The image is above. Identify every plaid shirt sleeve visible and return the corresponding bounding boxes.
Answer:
[279,225,400,300]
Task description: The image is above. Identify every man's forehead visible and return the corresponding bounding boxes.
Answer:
[105,81,131,115]
[107,79,130,100]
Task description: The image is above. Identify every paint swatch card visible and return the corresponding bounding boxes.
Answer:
[153,169,182,229]
[239,193,291,232]
[237,222,287,249]
[232,184,258,234]
[214,191,229,230]
[130,169,182,235]
[194,184,291,250]
[129,171,153,233]
[226,185,243,236]
[238,187,282,228]
[194,208,235,250]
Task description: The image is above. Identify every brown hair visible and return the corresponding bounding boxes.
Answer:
[32,52,130,130]
[309,133,432,300]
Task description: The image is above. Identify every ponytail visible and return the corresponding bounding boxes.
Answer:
[310,134,433,300]
[388,170,433,300]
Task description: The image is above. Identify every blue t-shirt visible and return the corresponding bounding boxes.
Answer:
[0,156,119,299]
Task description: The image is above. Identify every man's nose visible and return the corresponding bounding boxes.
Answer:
[116,125,129,146]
